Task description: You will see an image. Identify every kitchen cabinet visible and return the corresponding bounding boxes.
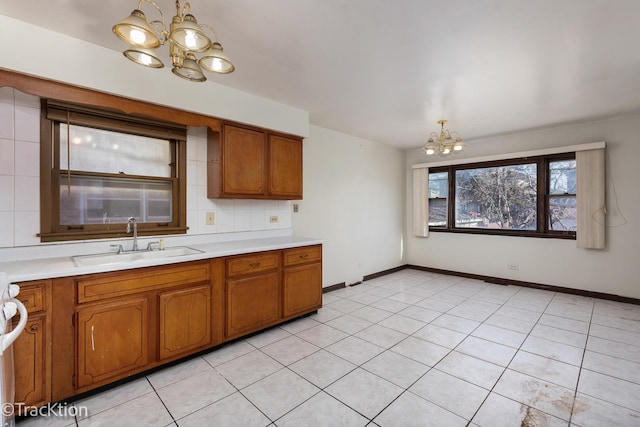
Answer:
[75,298,149,389]
[282,245,322,319]
[208,123,303,199]
[13,280,51,409]
[268,134,303,198]
[158,285,211,361]
[15,242,321,407]
[225,251,281,339]
[73,261,213,390]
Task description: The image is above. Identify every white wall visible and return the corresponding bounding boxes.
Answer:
[405,114,640,299]
[0,89,292,250]
[293,125,406,287]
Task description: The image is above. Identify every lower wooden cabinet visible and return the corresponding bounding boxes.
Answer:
[13,280,51,409]
[15,244,321,407]
[13,316,48,407]
[283,263,322,319]
[283,245,323,319]
[158,285,211,361]
[75,298,149,389]
[226,272,281,339]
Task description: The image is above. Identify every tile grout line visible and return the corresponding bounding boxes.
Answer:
[463,286,558,425]
[567,298,596,426]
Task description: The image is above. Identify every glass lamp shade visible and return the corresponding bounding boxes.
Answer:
[169,14,211,52]
[199,42,235,74]
[123,47,164,68]
[113,9,161,48]
[453,140,466,151]
[171,53,206,82]
[441,144,454,155]
[423,141,438,156]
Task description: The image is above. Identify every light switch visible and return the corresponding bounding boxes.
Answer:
[206,212,215,225]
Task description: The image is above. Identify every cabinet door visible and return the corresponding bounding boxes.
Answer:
[223,124,266,196]
[76,298,149,388]
[283,263,322,319]
[269,135,303,199]
[14,316,48,407]
[226,272,281,339]
[158,285,211,361]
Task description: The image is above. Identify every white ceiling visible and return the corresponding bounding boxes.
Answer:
[2,0,640,148]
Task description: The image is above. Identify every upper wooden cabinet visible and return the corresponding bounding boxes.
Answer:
[269,134,303,198]
[208,123,303,199]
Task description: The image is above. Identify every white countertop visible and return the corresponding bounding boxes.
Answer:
[0,236,323,283]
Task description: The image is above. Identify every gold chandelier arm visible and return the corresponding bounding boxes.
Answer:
[178,1,197,18]
[137,0,168,39]
[200,24,220,43]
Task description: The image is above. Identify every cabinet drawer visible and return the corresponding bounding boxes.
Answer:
[226,251,280,278]
[17,282,47,314]
[283,245,322,267]
[77,262,210,303]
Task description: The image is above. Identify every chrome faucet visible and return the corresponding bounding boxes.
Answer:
[126,217,138,251]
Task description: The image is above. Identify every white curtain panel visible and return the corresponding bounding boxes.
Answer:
[413,168,429,237]
[576,148,606,249]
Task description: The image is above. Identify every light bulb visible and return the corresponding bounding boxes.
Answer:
[211,58,223,71]
[184,30,197,48]
[454,145,463,151]
[130,29,146,45]
[139,54,152,66]
[425,148,435,155]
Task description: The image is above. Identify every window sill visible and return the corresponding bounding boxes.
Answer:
[39,227,188,243]
[428,227,576,240]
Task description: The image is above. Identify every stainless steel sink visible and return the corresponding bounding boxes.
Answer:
[71,246,204,267]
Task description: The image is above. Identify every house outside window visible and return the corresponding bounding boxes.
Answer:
[40,101,187,242]
[427,153,576,238]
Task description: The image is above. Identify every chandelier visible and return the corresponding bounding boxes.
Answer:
[112,0,235,82]
[422,119,466,156]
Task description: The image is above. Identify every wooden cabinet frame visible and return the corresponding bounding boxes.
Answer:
[24,246,320,406]
[207,123,303,199]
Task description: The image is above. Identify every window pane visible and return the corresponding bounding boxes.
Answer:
[428,172,448,198]
[549,196,577,231]
[428,172,448,226]
[60,175,172,225]
[455,163,537,230]
[60,124,172,177]
[549,160,576,195]
[428,198,448,226]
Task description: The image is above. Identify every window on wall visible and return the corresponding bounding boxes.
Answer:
[428,153,576,238]
[428,172,448,227]
[40,101,187,242]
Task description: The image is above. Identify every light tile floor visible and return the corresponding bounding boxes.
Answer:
[17,269,640,426]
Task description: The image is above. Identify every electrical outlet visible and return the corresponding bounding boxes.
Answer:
[508,263,519,271]
[293,203,299,213]
[269,215,278,223]
[206,212,215,225]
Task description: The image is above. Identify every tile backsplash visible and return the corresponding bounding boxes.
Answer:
[0,88,293,249]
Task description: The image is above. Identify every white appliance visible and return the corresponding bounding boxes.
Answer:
[0,273,27,427]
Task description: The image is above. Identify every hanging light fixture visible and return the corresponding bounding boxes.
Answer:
[113,0,235,82]
[422,119,466,156]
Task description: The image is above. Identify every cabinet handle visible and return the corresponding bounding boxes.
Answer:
[299,254,309,259]
[22,299,29,304]
[30,324,38,332]
[91,325,95,352]
[250,262,261,268]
